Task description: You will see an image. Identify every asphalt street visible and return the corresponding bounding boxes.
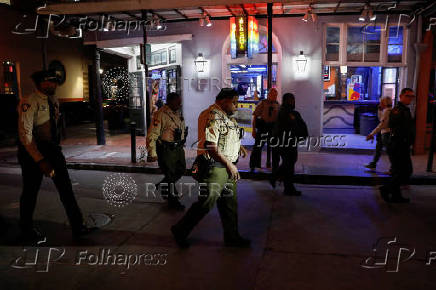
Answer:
[1,167,436,290]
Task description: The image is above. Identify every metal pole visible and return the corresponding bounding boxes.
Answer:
[41,39,47,70]
[130,122,137,163]
[142,10,151,129]
[267,3,273,91]
[427,102,436,172]
[266,2,273,168]
[93,46,106,145]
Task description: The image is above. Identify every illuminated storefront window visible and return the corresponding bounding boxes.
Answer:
[387,26,404,63]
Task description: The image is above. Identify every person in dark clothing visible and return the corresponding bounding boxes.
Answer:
[379,88,416,203]
[270,93,308,196]
[249,88,280,172]
[17,70,97,242]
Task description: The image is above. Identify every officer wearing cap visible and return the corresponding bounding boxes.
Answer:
[250,88,280,172]
[146,92,187,210]
[379,88,416,203]
[171,88,250,248]
[17,70,96,241]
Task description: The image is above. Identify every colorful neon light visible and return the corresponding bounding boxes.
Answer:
[230,17,237,59]
[247,16,259,59]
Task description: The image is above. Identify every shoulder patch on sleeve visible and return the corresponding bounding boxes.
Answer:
[21,103,31,112]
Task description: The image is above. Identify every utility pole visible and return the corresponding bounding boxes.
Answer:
[93,46,106,145]
[266,2,273,168]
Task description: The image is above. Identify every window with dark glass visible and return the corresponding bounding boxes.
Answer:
[347,26,364,62]
[363,25,381,62]
[326,26,340,62]
[347,25,381,62]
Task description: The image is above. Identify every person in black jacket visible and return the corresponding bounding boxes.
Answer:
[270,93,308,196]
[379,88,416,203]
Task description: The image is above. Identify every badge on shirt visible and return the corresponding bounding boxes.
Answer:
[21,103,31,112]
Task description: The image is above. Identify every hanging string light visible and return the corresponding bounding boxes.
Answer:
[102,66,132,104]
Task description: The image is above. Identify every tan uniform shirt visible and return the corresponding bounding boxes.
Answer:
[17,90,59,162]
[200,104,241,163]
[253,99,279,123]
[146,105,186,157]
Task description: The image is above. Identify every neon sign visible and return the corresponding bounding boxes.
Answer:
[230,17,237,58]
[230,16,259,59]
[236,16,247,55]
[247,16,259,58]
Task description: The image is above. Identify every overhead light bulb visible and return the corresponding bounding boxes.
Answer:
[205,15,212,27]
[369,10,376,21]
[302,11,309,22]
[156,19,162,30]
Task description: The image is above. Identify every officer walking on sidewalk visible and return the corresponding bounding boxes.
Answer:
[380,88,416,203]
[250,88,280,172]
[171,88,250,248]
[17,70,96,242]
[147,92,187,210]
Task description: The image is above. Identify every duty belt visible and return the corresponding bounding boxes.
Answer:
[159,140,185,149]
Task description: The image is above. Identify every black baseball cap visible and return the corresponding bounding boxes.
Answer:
[31,70,60,84]
[216,88,238,100]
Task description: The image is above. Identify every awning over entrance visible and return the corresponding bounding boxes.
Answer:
[38,0,431,18]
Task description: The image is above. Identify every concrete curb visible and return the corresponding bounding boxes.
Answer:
[64,162,436,186]
[2,161,435,186]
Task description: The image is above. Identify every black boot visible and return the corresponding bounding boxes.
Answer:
[379,185,391,202]
[21,227,46,243]
[390,193,410,203]
[171,225,190,248]
[72,225,99,239]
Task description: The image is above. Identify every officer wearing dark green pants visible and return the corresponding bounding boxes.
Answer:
[147,92,187,210]
[171,88,250,248]
[18,70,96,242]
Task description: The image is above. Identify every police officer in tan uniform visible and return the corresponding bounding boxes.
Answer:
[147,92,187,210]
[17,70,95,241]
[250,88,280,171]
[171,88,250,248]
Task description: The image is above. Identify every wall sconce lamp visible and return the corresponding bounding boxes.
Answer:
[295,51,308,73]
[194,53,207,72]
